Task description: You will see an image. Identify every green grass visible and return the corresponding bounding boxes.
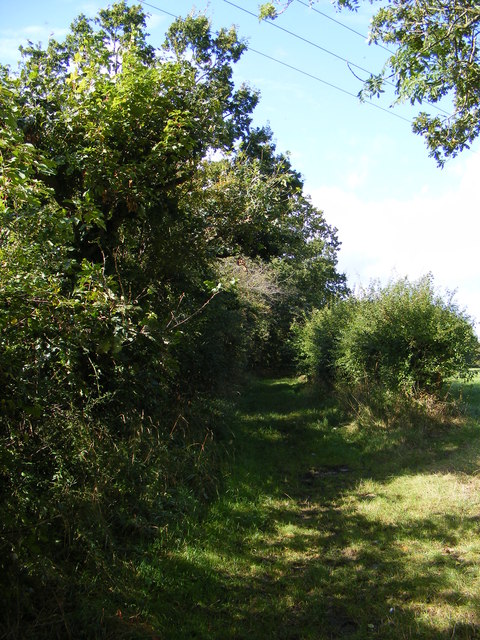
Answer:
[135,373,480,639]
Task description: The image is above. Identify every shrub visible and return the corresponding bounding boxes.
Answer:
[295,299,355,385]
[297,276,479,406]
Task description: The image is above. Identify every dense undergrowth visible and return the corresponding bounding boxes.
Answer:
[0,4,346,636]
[1,395,230,639]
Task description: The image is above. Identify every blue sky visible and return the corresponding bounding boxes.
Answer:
[1,0,479,330]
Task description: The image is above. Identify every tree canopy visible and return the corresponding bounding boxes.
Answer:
[260,0,480,166]
[0,4,347,632]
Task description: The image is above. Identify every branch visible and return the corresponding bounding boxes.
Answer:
[166,290,221,331]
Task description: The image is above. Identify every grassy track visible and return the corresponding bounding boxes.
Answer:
[142,374,480,639]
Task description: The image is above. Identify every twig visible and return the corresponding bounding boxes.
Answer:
[87,355,101,396]
[167,290,221,331]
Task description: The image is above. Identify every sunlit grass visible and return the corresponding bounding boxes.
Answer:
[139,373,480,639]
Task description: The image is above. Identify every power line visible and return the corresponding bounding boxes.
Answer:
[138,0,177,20]
[134,0,411,124]
[224,0,379,83]
[225,0,451,118]
[248,47,412,124]
[293,0,451,117]
[295,0,393,53]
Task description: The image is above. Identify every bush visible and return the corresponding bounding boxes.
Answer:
[295,298,355,385]
[297,276,479,406]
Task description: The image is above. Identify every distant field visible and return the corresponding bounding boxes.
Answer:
[137,373,480,639]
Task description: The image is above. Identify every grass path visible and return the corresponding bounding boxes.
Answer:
[144,375,480,639]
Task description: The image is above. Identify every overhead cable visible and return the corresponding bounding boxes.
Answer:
[134,0,411,124]
[295,0,393,53]
[248,47,412,124]
[226,0,451,117]
[293,0,450,116]
[138,0,177,19]
[224,0,378,81]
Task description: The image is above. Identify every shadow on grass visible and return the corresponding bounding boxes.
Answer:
[142,376,480,640]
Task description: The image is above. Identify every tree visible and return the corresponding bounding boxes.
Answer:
[260,0,480,166]
[182,125,348,368]
[1,6,266,633]
[9,4,265,412]
[1,5,348,633]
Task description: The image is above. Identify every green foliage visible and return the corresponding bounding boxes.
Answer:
[297,276,479,407]
[1,3,347,635]
[295,298,355,384]
[259,2,279,20]
[180,126,348,369]
[365,0,480,165]
[259,1,296,20]
[339,277,478,394]
[260,0,480,165]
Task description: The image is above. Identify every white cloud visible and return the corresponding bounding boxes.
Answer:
[146,13,167,31]
[345,154,370,189]
[78,2,105,15]
[0,25,69,66]
[309,151,480,330]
